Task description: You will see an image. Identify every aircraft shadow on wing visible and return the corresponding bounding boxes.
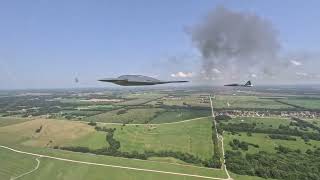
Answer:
[224,81,253,87]
[99,75,188,86]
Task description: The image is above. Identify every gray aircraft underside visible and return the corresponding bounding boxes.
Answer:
[99,75,188,86]
[224,80,253,87]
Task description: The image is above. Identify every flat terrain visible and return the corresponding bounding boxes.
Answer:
[226,117,291,129]
[3,88,320,180]
[0,117,32,127]
[213,95,294,109]
[224,132,320,154]
[86,108,164,123]
[150,110,210,124]
[279,97,320,109]
[74,117,214,159]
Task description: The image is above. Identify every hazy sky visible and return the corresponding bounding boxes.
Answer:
[0,0,320,89]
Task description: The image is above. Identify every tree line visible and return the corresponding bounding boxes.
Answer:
[57,127,222,168]
[225,146,320,180]
[219,122,320,141]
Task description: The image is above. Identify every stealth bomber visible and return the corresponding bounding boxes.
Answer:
[224,80,253,87]
[99,75,188,86]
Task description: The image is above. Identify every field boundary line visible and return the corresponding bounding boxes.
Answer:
[10,157,41,180]
[0,145,228,180]
[76,116,210,126]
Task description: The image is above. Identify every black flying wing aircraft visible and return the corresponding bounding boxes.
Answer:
[224,80,253,87]
[99,75,188,86]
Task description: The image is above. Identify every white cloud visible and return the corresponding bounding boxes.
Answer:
[212,68,221,74]
[290,60,302,66]
[171,72,193,78]
[251,74,257,78]
[296,72,308,77]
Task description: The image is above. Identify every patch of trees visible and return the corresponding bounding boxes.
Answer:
[105,128,121,151]
[116,109,128,115]
[211,120,223,168]
[88,121,97,126]
[59,126,222,168]
[35,125,43,133]
[58,145,215,167]
[275,100,307,109]
[268,134,296,141]
[225,147,320,180]
[290,117,320,133]
[215,115,232,121]
[229,139,259,151]
[219,122,320,141]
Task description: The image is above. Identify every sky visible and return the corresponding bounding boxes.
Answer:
[0,0,320,89]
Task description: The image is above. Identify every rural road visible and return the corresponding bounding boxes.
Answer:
[209,95,233,180]
[0,145,229,180]
[10,157,40,180]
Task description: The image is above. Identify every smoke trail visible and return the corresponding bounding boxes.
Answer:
[188,6,281,81]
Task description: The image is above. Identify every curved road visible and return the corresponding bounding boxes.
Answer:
[0,145,228,180]
[10,157,40,180]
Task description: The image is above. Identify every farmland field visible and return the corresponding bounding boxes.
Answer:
[224,117,292,129]
[0,117,32,127]
[150,109,210,124]
[224,132,320,154]
[86,108,164,123]
[212,95,294,109]
[278,97,320,109]
[74,117,214,159]
[0,119,95,147]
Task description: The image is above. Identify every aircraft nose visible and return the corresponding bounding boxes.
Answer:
[98,78,119,82]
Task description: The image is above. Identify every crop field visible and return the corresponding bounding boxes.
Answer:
[150,109,210,124]
[153,94,210,108]
[212,95,294,109]
[86,108,164,123]
[278,97,320,109]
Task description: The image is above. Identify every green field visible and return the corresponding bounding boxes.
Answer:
[212,95,294,109]
[66,131,109,149]
[0,147,38,179]
[150,110,210,124]
[0,117,227,180]
[73,117,214,160]
[152,94,210,108]
[86,108,164,123]
[116,92,167,106]
[279,98,320,109]
[224,132,320,154]
[226,117,292,129]
[0,117,32,127]
[0,147,227,180]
